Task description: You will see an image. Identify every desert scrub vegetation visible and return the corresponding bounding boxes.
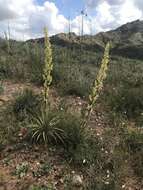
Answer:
[0,104,20,146]
[27,42,44,84]
[27,42,114,189]
[83,114,142,190]
[29,185,54,190]
[53,62,97,97]
[29,40,110,145]
[15,39,111,176]
[52,45,99,97]
[13,88,40,121]
[124,128,143,178]
[101,56,143,125]
[0,44,29,81]
[0,80,4,94]
[0,28,143,190]
[108,87,143,119]
[14,162,29,178]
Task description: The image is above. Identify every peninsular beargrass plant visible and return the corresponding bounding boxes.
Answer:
[31,28,65,145]
[43,27,53,108]
[59,43,111,166]
[31,41,111,146]
[82,42,110,127]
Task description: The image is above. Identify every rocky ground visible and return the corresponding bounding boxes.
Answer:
[0,80,142,190]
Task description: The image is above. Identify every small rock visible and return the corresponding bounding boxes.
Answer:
[122,184,126,188]
[18,127,28,138]
[72,175,83,187]
[59,178,64,184]
[78,102,82,106]
[36,162,40,166]
[83,159,86,164]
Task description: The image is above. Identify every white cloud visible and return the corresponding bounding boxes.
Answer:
[85,0,143,32]
[0,0,68,40]
[118,0,142,24]
[0,0,142,40]
[85,0,125,9]
[28,1,68,37]
[134,0,143,9]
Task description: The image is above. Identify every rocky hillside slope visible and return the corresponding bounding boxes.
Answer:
[29,19,143,59]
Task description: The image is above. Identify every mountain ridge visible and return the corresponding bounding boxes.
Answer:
[28,19,143,59]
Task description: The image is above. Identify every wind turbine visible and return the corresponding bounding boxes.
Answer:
[81,9,87,36]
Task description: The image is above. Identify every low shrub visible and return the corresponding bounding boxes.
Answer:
[58,112,84,149]
[13,89,40,121]
[57,112,101,166]
[28,43,44,84]
[14,162,29,178]
[106,87,143,120]
[32,162,52,177]
[0,80,4,94]
[0,53,29,81]
[85,181,115,190]
[0,105,19,145]
[125,130,143,177]
[29,185,54,190]
[53,63,97,97]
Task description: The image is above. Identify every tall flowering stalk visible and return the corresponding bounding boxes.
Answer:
[43,28,53,108]
[82,42,110,127]
[4,31,10,54]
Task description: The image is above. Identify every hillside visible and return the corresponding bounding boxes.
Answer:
[0,20,143,190]
[28,19,143,59]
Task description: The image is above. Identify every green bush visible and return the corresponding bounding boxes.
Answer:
[30,185,54,190]
[85,181,115,190]
[0,104,19,145]
[13,89,39,121]
[53,63,97,97]
[14,162,29,178]
[0,50,29,81]
[56,111,101,166]
[0,80,4,94]
[106,87,143,120]
[28,43,44,84]
[32,162,52,177]
[102,56,143,123]
[58,112,85,149]
[125,130,143,177]
[0,41,43,82]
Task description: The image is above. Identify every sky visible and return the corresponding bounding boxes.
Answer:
[0,0,143,40]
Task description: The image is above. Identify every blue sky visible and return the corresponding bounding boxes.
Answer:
[0,0,142,40]
[38,0,85,18]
